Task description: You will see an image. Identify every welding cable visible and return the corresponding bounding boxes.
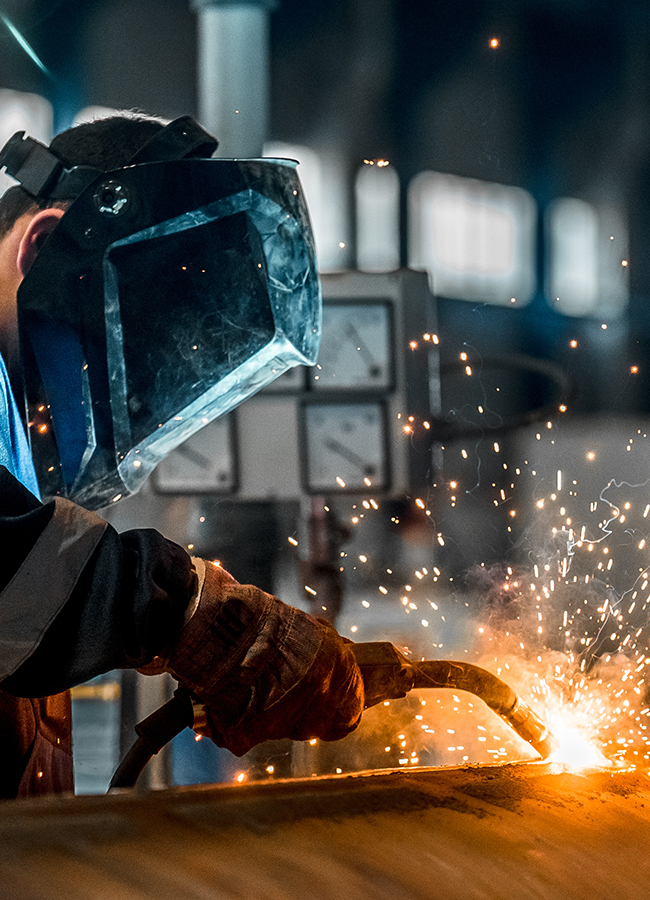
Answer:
[109,686,194,790]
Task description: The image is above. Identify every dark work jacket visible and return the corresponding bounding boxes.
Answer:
[0,467,195,799]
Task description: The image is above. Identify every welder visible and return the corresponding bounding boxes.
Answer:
[0,113,364,799]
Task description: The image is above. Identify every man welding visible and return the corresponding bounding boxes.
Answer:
[0,113,364,799]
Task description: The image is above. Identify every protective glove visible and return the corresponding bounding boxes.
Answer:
[151,559,364,756]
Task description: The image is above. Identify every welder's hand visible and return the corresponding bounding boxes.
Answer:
[160,559,364,756]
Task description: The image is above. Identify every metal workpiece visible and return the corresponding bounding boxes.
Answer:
[1,763,650,899]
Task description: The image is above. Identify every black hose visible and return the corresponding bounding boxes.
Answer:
[109,686,194,790]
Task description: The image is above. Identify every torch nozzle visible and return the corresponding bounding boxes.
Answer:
[503,696,560,759]
[352,643,559,761]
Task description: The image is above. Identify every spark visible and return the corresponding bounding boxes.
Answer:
[0,13,50,76]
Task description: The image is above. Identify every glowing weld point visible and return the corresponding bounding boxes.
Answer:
[489,36,500,48]
[551,723,610,769]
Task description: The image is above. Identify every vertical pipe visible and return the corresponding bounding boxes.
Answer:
[191,0,278,158]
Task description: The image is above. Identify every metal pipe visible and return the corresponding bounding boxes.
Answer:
[191,0,278,158]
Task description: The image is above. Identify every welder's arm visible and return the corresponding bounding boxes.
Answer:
[0,466,194,696]
[0,467,364,754]
[144,558,364,756]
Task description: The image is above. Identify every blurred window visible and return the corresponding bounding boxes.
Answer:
[408,170,536,306]
[0,90,52,196]
[264,141,350,272]
[355,161,400,272]
[546,197,628,318]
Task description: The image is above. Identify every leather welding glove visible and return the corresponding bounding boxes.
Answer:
[152,559,364,756]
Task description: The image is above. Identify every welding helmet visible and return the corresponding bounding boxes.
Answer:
[0,117,321,509]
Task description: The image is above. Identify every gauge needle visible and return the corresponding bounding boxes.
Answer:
[324,438,370,470]
[346,323,377,368]
[177,443,211,468]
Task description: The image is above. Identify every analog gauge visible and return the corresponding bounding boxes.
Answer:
[310,301,393,390]
[153,416,237,493]
[302,400,389,492]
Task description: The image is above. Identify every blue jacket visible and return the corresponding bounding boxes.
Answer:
[0,356,193,798]
[0,354,40,497]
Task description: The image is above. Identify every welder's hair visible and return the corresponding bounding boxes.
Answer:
[0,112,166,238]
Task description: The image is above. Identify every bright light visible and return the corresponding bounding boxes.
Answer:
[550,722,610,769]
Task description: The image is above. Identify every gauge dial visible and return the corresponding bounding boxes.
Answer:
[153,416,237,493]
[310,301,393,390]
[302,400,389,492]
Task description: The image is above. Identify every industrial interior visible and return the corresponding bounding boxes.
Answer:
[3,1,650,897]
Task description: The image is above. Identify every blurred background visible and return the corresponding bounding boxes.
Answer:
[3,0,650,789]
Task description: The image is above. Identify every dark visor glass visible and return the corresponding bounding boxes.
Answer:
[18,157,320,509]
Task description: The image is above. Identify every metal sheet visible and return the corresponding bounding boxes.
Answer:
[0,762,649,899]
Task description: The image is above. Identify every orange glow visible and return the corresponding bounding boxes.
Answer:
[489,36,500,48]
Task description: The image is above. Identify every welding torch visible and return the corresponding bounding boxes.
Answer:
[110,641,558,789]
[353,642,559,760]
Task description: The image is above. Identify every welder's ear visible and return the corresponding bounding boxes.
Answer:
[17,207,65,276]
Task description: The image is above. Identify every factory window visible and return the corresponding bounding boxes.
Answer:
[355,161,400,272]
[407,171,536,306]
[0,90,52,196]
[264,142,350,272]
[545,197,629,318]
